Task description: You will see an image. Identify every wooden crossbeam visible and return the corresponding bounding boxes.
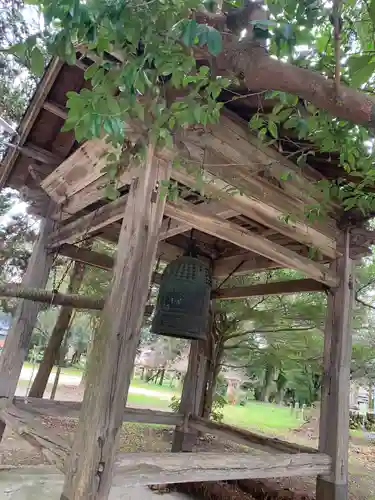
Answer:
[58,243,114,271]
[213,252,280,278]
[164,199,338,286]
[159,201,238,241]
[214,278,326,300]
[112,452,331,486]
[12,398,182,426]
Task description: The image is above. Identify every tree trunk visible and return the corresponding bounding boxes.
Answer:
[28,258,87,398]
[275,372,287,404]
[260,364,274,402]
[159,368,165,386]
[203,339,224,419]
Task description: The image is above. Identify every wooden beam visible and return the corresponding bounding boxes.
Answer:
[172,340,208,452]
[12,398,182,426]
[317,230,354,500]
[0,215,55,442]
[111,452,331,486]
[49,195,130,248]
[189,416,318,455]
[62,149,170,500]
[58,244,114,271]
[160,202,238,241]
[42,100,68,120]
[213,252,280,278]
[164,199,338,286]
[0,57,63,188]
[214,278,326,300]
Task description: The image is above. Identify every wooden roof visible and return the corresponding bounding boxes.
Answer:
[1,55,373,286]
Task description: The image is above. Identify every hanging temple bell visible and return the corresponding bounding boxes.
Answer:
[151,256,212,341]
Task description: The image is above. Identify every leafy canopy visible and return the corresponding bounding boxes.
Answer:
[5,0,375,211]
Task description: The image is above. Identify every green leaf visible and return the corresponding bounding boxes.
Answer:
[348,55,375,87]
[207,28,222,56]
[30,47,45,76]
[181,19,197,47]
[84,63,99,81]
[268,120,278,138]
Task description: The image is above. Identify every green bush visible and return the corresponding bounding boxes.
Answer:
[169,394,227,423]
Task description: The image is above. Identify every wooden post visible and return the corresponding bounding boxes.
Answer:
[172,339,208,452]
[0,215,55,441]
[61,147,170,500]
[316,230,354,500]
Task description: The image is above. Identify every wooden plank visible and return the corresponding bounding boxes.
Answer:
[0,57,63,188]
[189,416,318,455]
[111,452,331,486]
[0,215,55,442]
[214,278,326,300]
[316,230,354,500]
[12,398,183,426]
[164,199,338,286]
[62,147,171,500]
[41,139,118,204]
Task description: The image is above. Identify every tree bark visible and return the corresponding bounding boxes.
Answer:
[204,339,224,419]
[29,259,87,398]
[158,368,165,386]
[260,364,274,402]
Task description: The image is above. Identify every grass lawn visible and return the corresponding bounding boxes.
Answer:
[223,401,303,433]
[130,377,180,395]
[127,393,174,410]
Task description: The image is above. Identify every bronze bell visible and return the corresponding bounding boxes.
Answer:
[151,256,212,340]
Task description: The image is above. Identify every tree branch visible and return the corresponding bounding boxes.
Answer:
[216,39,375,128]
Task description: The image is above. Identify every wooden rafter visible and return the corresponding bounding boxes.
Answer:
[213,278,326,299]
[164,198,338,286]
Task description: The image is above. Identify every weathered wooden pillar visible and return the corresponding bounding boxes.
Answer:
[61,148,170,500]
[0,215,55,440]
[172,339,208,452]
[316,230,354,500]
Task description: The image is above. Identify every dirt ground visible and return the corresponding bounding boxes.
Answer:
[2,384,375,500]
